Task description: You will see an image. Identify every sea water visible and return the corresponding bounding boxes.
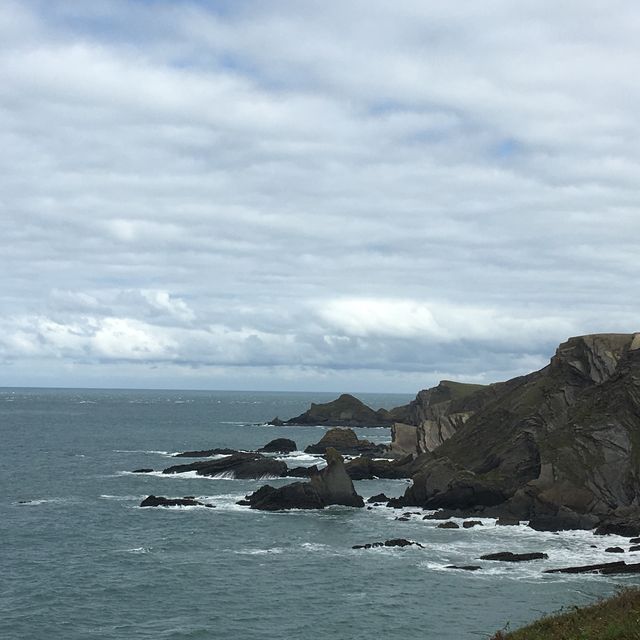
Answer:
[1,388,636,640]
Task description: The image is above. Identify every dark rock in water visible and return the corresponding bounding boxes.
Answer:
[630,537,640,544]
[480,551,548,562]
[545,561,640,575]
[283,465,316,478]
[241,448,364,510]
[305,428,387,457]
[630,545,640,552]
[268,417,285,426]
[140,495,214,508]
[283,393,394,427]
[132,468,154,473]
[395,517,410,521]
[496,517,520,526]
[367,493,391,504]
[447,565,482,571]
[354,539,424,549]
[463,520,483,528]
[258,438,297,454]
[605,547,625,553]
[385,538,424,548]
[437,521,460,529]
[173,448,237,458]
[163,452,287,479]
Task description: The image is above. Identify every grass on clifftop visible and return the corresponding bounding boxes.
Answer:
[490,588,640,640]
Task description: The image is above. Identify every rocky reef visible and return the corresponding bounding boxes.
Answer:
[163,452,287,479]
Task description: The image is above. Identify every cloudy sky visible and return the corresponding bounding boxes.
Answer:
[1,1,639,392]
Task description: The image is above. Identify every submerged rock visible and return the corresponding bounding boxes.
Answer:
[353,539,424,549]
[241,448,364,511]
[173,448,237,458]
[140,495,214,508]
[132,468,154,473]
[544,561,640,575]
[163,452,287,479]
[480,551,548,562]
[446,565,482,571]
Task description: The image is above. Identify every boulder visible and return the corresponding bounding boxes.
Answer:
[446,565,482,571]
[140,495,214,508]
[163,452,287,479]
[437,521,460,529]
[630,545,640,552]
[605,547,625,553]
[463,520,483,528]
[480,552,548,562]
[367,493,391,504]
[241,448,364,510]
[304,428,387,456]
[258,438,297,454]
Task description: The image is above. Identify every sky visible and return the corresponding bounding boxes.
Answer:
[1,1,640,393]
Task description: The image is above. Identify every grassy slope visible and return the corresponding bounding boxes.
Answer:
[490,588,640,640]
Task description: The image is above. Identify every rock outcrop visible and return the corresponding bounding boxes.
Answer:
[240,448,364,510]
[395,333,640,529]
[258,438,297,454]
[304,427,387,457]
[281,394,394,427]
[173,448,237,458]
[162,452,287,479]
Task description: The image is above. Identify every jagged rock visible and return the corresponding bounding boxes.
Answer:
[140,495,214,508]
[132,468,154,473]
[480,552,548,562]
[594,512,640,538]
[267,417,285,426]
[367,493,391,504]
[304,428,387,456]
[437,521,460,529]
[389,423,419,457]
[258,438,297,453]
[283,394,394,427]
[344,453,422,480]
[163,452,287,479]
[463,520,483,528]
[447,565,482,571]
[605,547,625,553]
[241,448,364,510]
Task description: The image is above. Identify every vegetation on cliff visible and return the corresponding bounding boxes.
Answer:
[490,588,640,640]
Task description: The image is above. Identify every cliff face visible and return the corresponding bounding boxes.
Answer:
[397,333,640,519]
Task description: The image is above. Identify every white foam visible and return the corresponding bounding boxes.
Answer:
[114,449,173,456]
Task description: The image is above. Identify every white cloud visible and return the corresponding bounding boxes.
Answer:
[1,1,640,391]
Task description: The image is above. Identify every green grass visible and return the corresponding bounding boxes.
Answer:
[490,588,640,639]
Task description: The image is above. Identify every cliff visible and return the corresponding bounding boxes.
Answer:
[395,333,640,526]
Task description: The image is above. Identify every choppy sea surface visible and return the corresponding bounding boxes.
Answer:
[2,388,638,640]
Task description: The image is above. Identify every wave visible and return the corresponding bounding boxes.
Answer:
[14,497,77,506]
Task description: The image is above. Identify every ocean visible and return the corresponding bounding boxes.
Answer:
[1,388,635,639]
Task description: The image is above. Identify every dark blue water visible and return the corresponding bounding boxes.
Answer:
[2,388,636,639]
